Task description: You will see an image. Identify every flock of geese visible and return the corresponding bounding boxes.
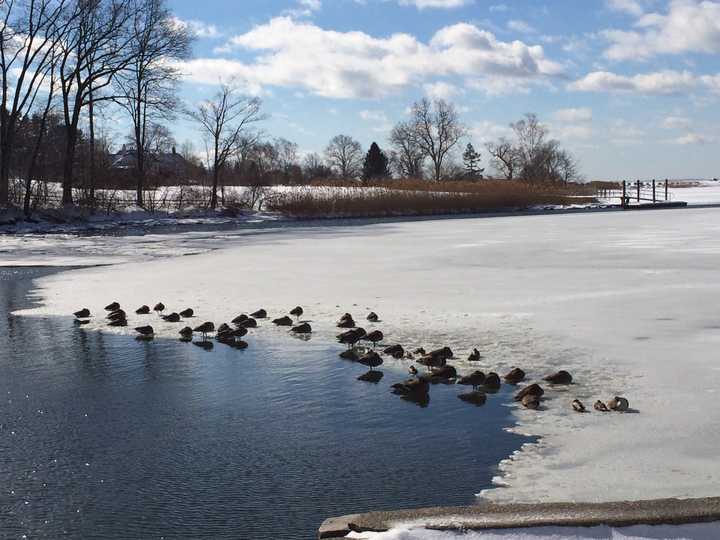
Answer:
[72,303,630,414]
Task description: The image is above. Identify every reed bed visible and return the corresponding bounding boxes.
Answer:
[266,181,596,218]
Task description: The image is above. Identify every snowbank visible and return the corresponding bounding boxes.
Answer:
[12,207,720,505]
[346,522,720,539]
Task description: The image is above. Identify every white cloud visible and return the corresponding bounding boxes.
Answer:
[469,120,512,143]
[553,107,593,123]
[671,132,714,145]
[359,109,393,132]
[661,116,691,129]
[171,17,221,39]
[507,20,536,34]
[603,0,720,60]
[423,81,462,100]
[284,0,322,17]
[569,69,697,95]
[606,0,644,16]
[189,17,563,99]
[398,0,471,8]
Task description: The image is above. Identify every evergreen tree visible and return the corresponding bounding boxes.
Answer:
[462,143,484,180]
[362,142,390,181]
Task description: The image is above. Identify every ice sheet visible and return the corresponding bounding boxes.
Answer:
[13,208,720,505]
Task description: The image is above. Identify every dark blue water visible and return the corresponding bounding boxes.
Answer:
[0,267,530,539]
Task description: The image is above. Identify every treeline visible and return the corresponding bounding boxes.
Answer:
[0,0,192,213]
[0,0,582,216]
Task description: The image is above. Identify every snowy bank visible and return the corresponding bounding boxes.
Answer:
[12,208,720,509]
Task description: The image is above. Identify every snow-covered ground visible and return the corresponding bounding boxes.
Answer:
[668,181,720,205]
[7,208,720,527]
[347,523,720,539]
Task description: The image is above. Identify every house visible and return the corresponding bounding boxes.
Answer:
[110,145,189,177]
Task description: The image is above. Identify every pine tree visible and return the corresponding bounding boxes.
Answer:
[362,142,390,181]
[462,143,484,180]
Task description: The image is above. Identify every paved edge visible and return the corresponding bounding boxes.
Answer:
[318,496,720,538]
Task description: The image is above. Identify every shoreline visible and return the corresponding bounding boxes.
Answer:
[318,496,720,538]
[2,199,708,237]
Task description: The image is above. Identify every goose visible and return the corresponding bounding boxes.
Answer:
[428,364,457,382]
[217,323,232,334]
[273,316,293,327]
[74,308,90,319]
[391,377,430,398]
[107,309,127,322]
[237,318,258,329]
[366,312,379,322]
[290,306,303,319]
[250,309,267,319]
[193,322,215,339]
[108,318,128,327]
[383,344,404,359]
[457,371,485,390]
[458,391,487,406]
[179,308,194,318]
[483,372,502,391]
[337,328,366,347]
[504,368,526,384]
[417,354,446,370]
[358,351,383,370]
[427,347,454,361]
[572,399,586,413]
[179,327,193,341]
[104,302,120,312]
[594,400,610,412]
[337,316,356,329]
[358,370,384,383]
[521,394,540,410]
[515,383,544,402]
[543,370,573,385]
[153,303,165,315]
[135,326,154,341]
[135,305,150,315]
[163,312,181,323]
[408,365,418,376]
[292,322,312,334]
[608,396,629,412]
[363,330,383,347]
[467,348,481,362]
[232,314,249,324]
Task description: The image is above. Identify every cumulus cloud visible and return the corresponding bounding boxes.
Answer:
[606,0,645,16]
[507,20,536,34]
[672,132,714,145]
[553,107,593,123]
[661,116,691,129]
[171,17,221,39]
[423,81,462,100]
[185,17,563,99]
[569,69,697,94]
[603,0,720,60]
[398,0,471,8]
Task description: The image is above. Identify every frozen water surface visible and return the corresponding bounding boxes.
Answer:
[9,207,720,507]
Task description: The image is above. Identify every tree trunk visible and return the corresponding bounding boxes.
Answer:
[0,146,10,207]
[211,166,218,210]
[88,88,96,208]
[136,152,145,207]
[62,128,78,205]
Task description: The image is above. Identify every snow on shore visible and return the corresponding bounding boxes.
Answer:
[347,522,720,539]
[11,207,720,506]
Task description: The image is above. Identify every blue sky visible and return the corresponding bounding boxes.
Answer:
[159,0,720,180]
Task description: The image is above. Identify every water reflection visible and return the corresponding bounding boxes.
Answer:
[0,267,532,540]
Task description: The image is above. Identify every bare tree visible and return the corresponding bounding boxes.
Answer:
[0,0,73,206]
[187,82,265,209]
[485,137,520,180]
[302,152,332,180]
[324,134,362,179]
[57,0,136,204]
[115,0,192,206]
[389,120,424,179]
[409,98,466,182]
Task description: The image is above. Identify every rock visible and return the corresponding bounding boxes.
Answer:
[458,390,487,406]
[504,367,526,384]
[543,370,573,385]
[515,383,544,402]
[608,396,629,412]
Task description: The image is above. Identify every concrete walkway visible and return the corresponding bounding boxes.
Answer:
[318,497,720,538]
